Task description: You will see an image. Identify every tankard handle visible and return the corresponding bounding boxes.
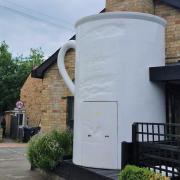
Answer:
[57,40,76,95]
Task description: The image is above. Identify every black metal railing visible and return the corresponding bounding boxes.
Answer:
[132,123,180,144]
[122,122,180,179]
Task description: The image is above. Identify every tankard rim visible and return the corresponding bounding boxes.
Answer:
[75,12,167,28]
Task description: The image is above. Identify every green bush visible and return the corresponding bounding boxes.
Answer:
[119,165,153,180]
[119,165,169,180]
[27,130,73,170]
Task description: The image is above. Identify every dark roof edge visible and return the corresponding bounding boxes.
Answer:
[31,49,60,78]
[31,9,105,79]
[149,64,180,82]
[31,35,76,79]
[160,0,180,9]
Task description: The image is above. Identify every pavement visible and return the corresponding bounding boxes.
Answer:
[0,138,46,180]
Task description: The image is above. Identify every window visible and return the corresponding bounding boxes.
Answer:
[66,96,74,131]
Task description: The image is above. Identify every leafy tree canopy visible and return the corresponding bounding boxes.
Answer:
[0,41,44,113]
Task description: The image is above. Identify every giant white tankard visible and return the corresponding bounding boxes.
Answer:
[57,12,166,169]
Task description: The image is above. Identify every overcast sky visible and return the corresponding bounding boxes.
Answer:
[0,0,105,59]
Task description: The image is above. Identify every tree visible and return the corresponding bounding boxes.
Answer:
[15,48,44,90]
[0,41,44,113]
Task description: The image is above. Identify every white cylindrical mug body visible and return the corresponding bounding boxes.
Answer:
[58,12,166,169]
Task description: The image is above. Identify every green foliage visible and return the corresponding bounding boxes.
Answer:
[119,165,169,180]
[119,165,153,180]
[27,130,73,170]
[0,42,17,112]
[0,41,44,112]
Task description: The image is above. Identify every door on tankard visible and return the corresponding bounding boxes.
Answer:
[81,101,118,169]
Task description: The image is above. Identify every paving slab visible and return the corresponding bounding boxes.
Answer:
[0,143,46,180]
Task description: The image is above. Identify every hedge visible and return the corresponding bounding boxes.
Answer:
[27,130,73,170]
[119,165,170,180]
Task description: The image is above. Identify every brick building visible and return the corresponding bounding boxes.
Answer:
[31,39,75,132]
[31,0,180,132]
[20,74,42,127]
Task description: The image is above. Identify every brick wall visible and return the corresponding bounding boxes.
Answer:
[106,0,154,14]
[41,49,75,133]
[20,75,42,127]
[155,1,180,63]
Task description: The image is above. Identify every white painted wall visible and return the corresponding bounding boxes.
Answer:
[58,12,166,169]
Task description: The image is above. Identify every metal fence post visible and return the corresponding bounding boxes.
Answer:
[121,141,134,170]
[132,123,138,165]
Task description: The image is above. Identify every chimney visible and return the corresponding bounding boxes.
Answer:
[105,0,154,14]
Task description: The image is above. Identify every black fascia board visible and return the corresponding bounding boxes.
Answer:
[31,49,60,78]
[160,0,180,9]
[150,65,180,82]
[31,35,76,79]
